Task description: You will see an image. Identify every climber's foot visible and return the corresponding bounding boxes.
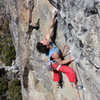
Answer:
[55,82,60,88]
[71,82,77,88]
[76,85,83,90]
[71,83,83,90]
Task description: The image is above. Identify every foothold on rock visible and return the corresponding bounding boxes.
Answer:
[79,40,84,48]
[68,23,73,30]
[96,68,100,77]
[84,6,98,17]
[81,26,87,33]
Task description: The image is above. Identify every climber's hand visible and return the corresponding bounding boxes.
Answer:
[52,8,58,19]
[70,56,75,62]
[70,59,74,63]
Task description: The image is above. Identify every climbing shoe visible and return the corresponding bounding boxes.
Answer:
[76,85,83,90]
[71,83,83,90]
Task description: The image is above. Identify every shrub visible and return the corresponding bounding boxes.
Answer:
[8,80,22,100]
[0,15,10,33]
[0,15,16,66]
[0,77,8,96]
[0,34,16,66]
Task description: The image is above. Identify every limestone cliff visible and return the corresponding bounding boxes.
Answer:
[3,0,100,100]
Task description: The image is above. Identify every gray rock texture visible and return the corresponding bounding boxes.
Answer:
[3,0,100,100]
[0,65,20,80]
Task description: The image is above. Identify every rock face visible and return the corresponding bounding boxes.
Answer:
[3,0,100,100]
[0,65,20,80]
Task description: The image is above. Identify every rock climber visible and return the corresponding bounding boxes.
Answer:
[36,9,78,88]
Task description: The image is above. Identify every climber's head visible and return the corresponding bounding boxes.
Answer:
[40,39,49,46]
[36,41,50,54]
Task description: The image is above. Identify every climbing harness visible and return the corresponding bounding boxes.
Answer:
[56,64,61,71]
[46,61,52,71]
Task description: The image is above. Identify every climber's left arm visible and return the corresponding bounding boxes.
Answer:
[52,52,74,65]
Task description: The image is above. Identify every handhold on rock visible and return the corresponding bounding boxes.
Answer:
[96,68,100,76]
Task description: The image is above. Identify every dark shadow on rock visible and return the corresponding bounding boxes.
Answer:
[68,23,73,30]
[84,4,98,17]
[58,72,64,88]
[23,60,33,89]
[96,68,100,77]
[48,0,58,9]
[0,68,6,77]
[28,19,40,39]
[51,20,58,44]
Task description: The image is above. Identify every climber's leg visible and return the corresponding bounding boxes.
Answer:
[51,63,60,82]
[52,63,77,82]
[59,65,77,83]
[53,70,60,82]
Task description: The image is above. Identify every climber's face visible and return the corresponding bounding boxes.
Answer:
[40,39,49,46]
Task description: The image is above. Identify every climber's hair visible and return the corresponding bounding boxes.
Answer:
[36,42,49,54]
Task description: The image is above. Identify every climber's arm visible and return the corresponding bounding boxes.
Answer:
[45,11,57,42]
[52,53,74,65]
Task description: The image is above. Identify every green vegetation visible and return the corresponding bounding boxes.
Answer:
[0,34,16,66]
[2,16,10,33]
[0,15,10,33]
[0,77,22,100]
[0,16,16,66]
[0,77,8,96]
[8,80,22,100]
[0,15,21,100]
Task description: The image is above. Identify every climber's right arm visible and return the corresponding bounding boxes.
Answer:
[45,10,57,42]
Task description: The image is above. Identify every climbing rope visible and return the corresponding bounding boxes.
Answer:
[62,44,82,100]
